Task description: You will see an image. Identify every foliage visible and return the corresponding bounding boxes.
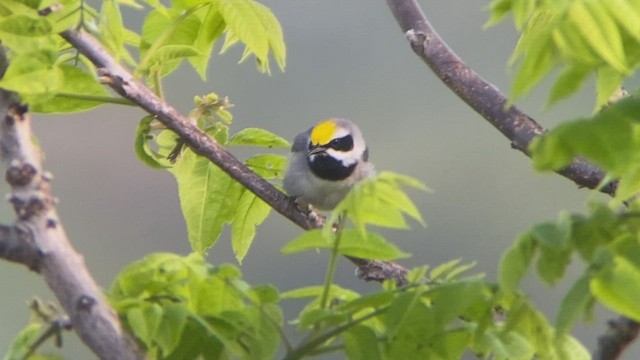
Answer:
[487,0,640,107]
[3,299,69,360]
[0,0,285,113]
[485,3,640,357]
[108,253,282,359]
[2,0,639,359]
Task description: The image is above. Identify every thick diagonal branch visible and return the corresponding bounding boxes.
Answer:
[0,88,142,359]
[59,29,408,286]
[385,0,635,357]
[386,0,614,195]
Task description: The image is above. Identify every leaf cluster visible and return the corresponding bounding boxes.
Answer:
[0,0,286,113]
[487,0,640,107]
[108,253,282,360]
[135,93,289,261]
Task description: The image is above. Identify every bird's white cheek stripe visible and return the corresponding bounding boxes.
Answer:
[326,149,359,166]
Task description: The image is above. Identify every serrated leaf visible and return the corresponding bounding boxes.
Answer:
[591,256,640,321]
[189,5,226,79]
[231,189,271,263]
[604,0,640,44]
[217,0,285,73]
[430,258,462,281]
[100,0,127,61]
[570,1,627,73]
[327,171,427,237]
[511,28,555,98]
[250,1,286,71]
[219,0,269,59]
[228,127,290,148]
[139,8,202,76]
[170,150,243,253]
[155,304,189,355]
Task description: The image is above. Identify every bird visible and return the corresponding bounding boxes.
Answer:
[283,118,375,210]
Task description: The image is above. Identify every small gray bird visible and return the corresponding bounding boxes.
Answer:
[283,118,375,210]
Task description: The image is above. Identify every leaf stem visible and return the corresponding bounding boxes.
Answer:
[56,93,135,106]
[319,216,345,309]
[283,307,385,360]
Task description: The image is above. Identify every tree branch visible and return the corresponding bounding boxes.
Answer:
[58,28,408,286]
[594,317,640,360]
[384,0,636,357]
[385,0,615,195]
[0,80,143,358]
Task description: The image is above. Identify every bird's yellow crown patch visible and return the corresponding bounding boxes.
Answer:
[310,119,337,145]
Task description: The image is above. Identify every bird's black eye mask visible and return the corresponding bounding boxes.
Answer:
[309,134,354,152]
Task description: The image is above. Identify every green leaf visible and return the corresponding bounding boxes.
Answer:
[155,304,189,355]
[555,274,592,336]
[219,0,269,61]
[245,154,287,180]
[569,1,628,73]
[530,99,640,175]
[280,229,330,254]
[139,8,202,76]
[282,229,409,260]
[25,65,111,113]
[499,233,536,290]
[100,0,127,61]
[337,230,410,260]
[228,127,290,148]
[250,1,286,71]
[0,52,61,95]
[134,116,171,169]
[556,334,590,360]
[170,149,243,253]
[511,27,555,98]
[547,65,591,107]
[231,189,271,263]
[140,45,202,74]
[126,303,163,347]
[189,5,226,79]
[3,322,45,360]
[327,171,427,236]
[595,65,624,108]
[0,14,52,36]
[344,325,382,360]
[590,256,640,321]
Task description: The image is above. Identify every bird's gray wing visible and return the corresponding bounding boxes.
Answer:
[291,127,312,153]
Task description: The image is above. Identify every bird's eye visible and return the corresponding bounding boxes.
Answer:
[328,135,354,151]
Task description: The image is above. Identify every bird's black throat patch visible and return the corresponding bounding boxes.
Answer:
[309,155,356,181]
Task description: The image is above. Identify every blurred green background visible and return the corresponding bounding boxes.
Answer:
[2,0,638,358]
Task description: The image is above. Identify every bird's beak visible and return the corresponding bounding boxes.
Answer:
[308,145,326,156]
